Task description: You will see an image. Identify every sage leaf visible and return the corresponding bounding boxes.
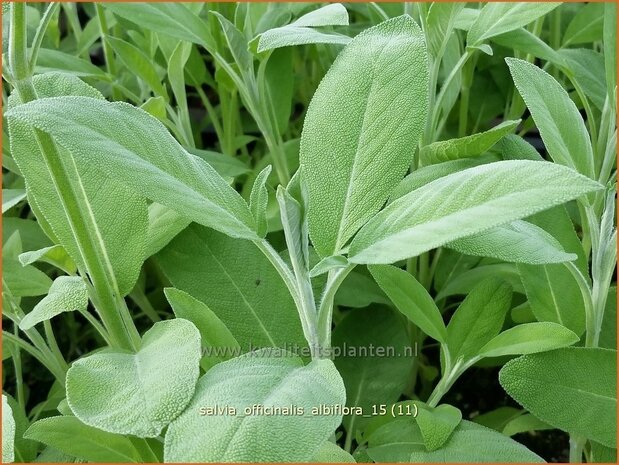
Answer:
[66,319,201,437]
[478,322,579,358]
[563,3,604,46]
[349,160,601,264]
[446,220,577,265]
[164,288,240,370]
[500,347,617,448]
[560,49,607,111]
[164,350,346,462]
[420,120,519,165]
[300,15,429,257]
[6,95,258,240]
[2,189,26,213]
[310,255,349,278]
[369,265,447,344]
[2,395,15,463]
[157,225,306,350]
[18,245,76,274]
[19,276,88,330]
[144,203,191,259]
[24,416,143,463]
[467,3,560,48]
[447,278,512,363]
[249,165,272,238]
[425,3,465,58]
[507,58,595,179]
[416,404,462,452]
[502,414,552,437]
[311,441,356,463]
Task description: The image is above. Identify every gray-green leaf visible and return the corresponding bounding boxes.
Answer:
[416,404,462,452]
[2,395,15,463]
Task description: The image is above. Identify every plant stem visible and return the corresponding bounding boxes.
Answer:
[317,265,355,352]
[569,436,585,463]
[28,2,59,74]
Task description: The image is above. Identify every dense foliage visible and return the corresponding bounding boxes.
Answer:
[2,2,616,463]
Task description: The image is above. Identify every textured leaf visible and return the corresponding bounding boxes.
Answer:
[24,416,143,463]
[507,58,595,179]
[164,288,240,370]
[157,225,306,350]
[500,134,543,161]
[604,3,617,100]
[66,319,201,437]
[18,245,76,274]
[310,255,349,278]
[349,160,601,264]
[467,3,560,47]
[563,3,604,46]
[333,306,413,436]
[491,28,565,66]
[7,95,257,240]
[19,276,88,330]
[3,232,52,298]
[425,3,465,58]
[36,49,108,79]
[311,441,356,463]
[249,165,272,237]
[2,395,15,463]
[502,414,552,437]
[420,120,519,165]
[144,203,191,258]
[369,265,447,343]
[447,279,512,362]
[500,347,616,447]
[300,16,429,257]
[189,148,250,178]
[2,189,27,213]
[560,49,607,111]
[416,404,462,452]
[7,73,149,297]
[292,3,349,27]
[164,350,346,462]
[446,220,577,265]
[367,419,543,462]
[478,322,579,358]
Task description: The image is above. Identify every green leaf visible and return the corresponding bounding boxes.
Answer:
[311,441,356,463]
[7,73,149,297]
[249,165,272,237]
[500,134,543,161]
[506,58,595,179]
[164,288,240,370]
[212,11,253,74]
[157,225,306,350]
[349,160,601,264]
[420,120,519,165]
[19,276,88,330]
[416,404,462,451]
[446,220,577,265]
[144,203,191,258]
[19,245,76,274]
[164,350,346,462]
[491,28,565,66]
[104,3,214,48]
[2,188,26,213]
[425,3,465,58]
[300,16,429,257]
[478,322,579,358]
[335,271,390,308]
[447,278,512,362]
[367,419,543,462]
[502,414,552,437]
[188,148,250,178]
[599,287,617,350]
[436,264,523,301]
[310,255,349,278]
[563,3,604,46]
[2,395,15,463]
[35,49,108,79]
[369,265,447,344]
[263,47,294,136]
[560,49,607,111]
[590,441,617,463]
[291,3,349,27]
[106,36,167,99]
[333,306,414,437]
[3,232,52,298]
[500,347,617,448]
[66,319,201,437]
[467,3,560,47]
[24,416,143,463]
[604,3,617,100]
[6,95,257,240]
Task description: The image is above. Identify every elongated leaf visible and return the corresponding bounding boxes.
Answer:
[310,255,348,278]
[447,279,512,363]
[104,3,213,48]
[478,322,579,358]
[2,395,15,463]
[425,3,465,58]
[164,350,346,462]
[333,306,414,437]
[369,265,447,343]
[144,203,191,258]
[604,3,617,100]
[157,225,306,350]
[335,271,390,308]
[18,245,75,274]
[2,189,26,213]
[491,28,565,66]
[189,148,250,178]
[416,404,462,452]
[24,416,143,463]
[500,347,617,448]
[66,319,201,437]
[420,120,519,165]
[35,49,107,79]
[300,16,428,257]
[447,220,577,265]
[560,49,607,111]
[7,73,148,297]
[7,95,257,240]
[502,414,552,437]
[19,276,88,330]
[500,134,543,161]
[292,3,349,27]
[367,419,543,462]
[164,288,240,370]
[349,160,601,264]
[507,58,594,179]
[467,3,560,47]
[249,165,272,237]
[563,3,604,46]
[258,27,350,53]
[106,36,167,99]
[436,264,523,301]
[3,232,52,298]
